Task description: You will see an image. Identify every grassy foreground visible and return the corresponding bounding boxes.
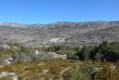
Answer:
[0,59,119,80]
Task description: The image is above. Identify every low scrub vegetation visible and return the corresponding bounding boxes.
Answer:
[40,41,119,62]
[0,41,119,80]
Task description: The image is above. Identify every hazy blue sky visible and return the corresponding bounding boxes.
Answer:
[0,0,119,24]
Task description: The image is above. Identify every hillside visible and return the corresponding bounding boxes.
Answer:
[0,21,119,47]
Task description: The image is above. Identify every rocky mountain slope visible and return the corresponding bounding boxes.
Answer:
[0,21,119,47]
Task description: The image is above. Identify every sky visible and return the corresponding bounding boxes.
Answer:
[0,0,119,24]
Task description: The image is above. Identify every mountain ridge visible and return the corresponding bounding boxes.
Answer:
[0,21,119,47]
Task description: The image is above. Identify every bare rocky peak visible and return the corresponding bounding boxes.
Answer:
[0,21,119,47]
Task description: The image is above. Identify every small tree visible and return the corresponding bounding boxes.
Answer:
[80,46,90,61]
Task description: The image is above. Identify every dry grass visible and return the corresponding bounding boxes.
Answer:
[0,60,118,80]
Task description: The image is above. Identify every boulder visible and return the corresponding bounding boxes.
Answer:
[34,52,67,60]
[0,44,10,50]
[46,52,67,59]
[4,57,13,65]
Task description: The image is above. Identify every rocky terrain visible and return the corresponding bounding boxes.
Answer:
[0,26,119,79]
[0,21,119,47]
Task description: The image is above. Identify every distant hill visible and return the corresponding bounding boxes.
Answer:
[0,21,119,47]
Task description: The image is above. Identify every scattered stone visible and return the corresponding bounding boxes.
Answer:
[42,69,49,75]
[38,63,45,66]
[4,57,13,65]
[110,64,116,71]
[60,67,71,75]
[95,67,103,71]
[0,71,18,80]
[12,46,19,50]
[35,50,39,54]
